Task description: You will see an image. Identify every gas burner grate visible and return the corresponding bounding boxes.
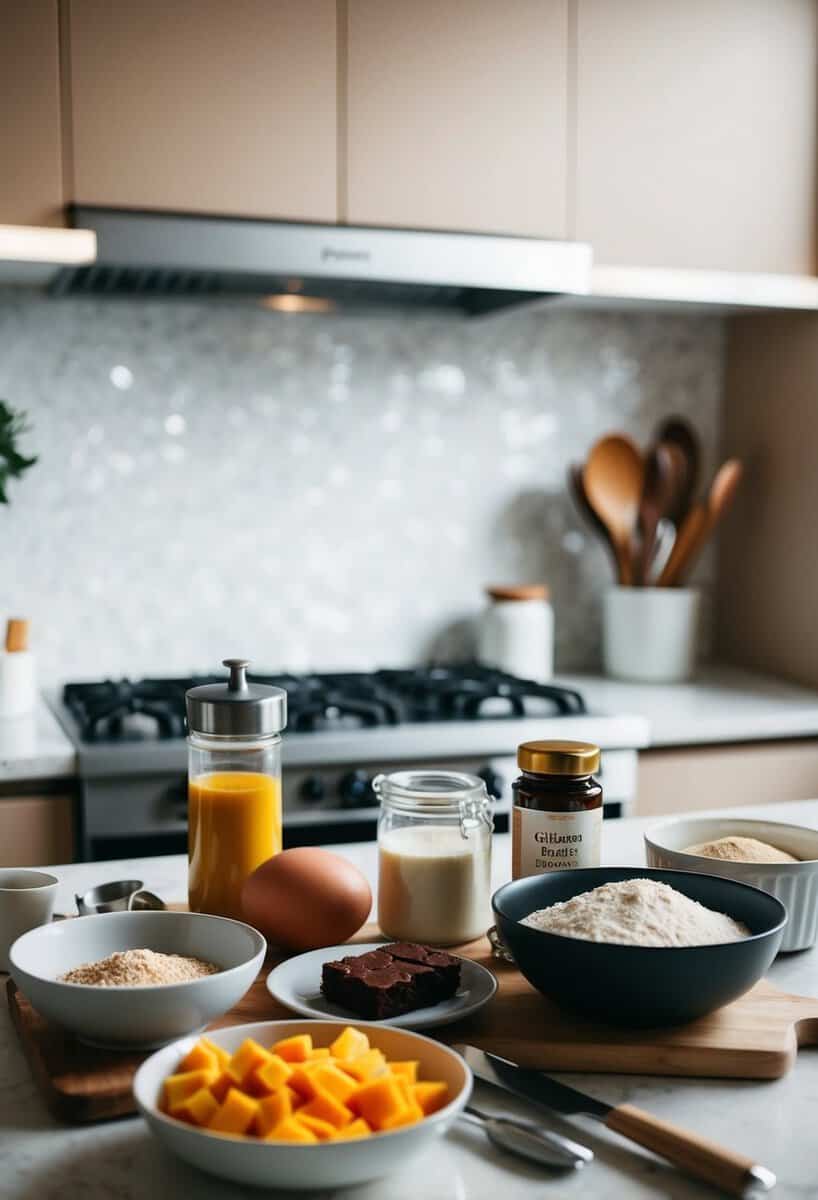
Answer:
[62,665,586,743]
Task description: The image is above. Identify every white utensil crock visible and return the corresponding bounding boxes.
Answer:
[603,586,700,683]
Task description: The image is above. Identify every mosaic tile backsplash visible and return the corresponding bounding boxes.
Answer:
[0,290,723,684]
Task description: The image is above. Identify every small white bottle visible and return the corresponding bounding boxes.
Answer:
[477,585,554,682]
[0,618,36,717]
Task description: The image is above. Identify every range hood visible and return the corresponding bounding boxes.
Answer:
[52,207,592,315]
[0,223,96,284]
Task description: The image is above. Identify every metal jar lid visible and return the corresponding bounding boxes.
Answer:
[185,659,287,737]
[517,739,600,776]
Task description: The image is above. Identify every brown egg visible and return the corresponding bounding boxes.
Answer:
[241,847,372,951]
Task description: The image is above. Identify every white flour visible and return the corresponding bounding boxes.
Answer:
[521,878,750,947]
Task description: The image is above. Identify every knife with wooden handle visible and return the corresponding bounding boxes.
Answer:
[456,1046,776,1198]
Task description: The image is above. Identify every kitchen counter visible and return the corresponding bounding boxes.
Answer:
[559,665,818,748]
[3,798,818,1199]
[0,700,76,784]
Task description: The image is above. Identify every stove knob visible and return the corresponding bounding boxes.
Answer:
[298,775,325,805]
[477,765,502,800]
[338,770,375,808]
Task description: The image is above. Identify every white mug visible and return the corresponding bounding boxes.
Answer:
[0,869,59,971]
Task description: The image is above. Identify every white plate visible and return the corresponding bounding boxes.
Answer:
[266,942,497,1029]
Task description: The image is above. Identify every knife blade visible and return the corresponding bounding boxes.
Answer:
[458,1045,610,1119]
[455,1046,776,1199]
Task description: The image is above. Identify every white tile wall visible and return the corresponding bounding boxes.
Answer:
[0,290,723,683]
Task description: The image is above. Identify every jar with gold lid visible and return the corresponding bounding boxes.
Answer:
[511,740,602,879]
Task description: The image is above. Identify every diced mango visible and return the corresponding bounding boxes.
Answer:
[227,1038,273,1086]
[254,1088,294,1136]
[251,1053,294,1095]
[381,1102,424,1131]
[209,1071,233,1103]
[413,1081,449,1115]
[335,1117,373,1140]
[163,1068,218,1111]
[296,1113,337,1141]
[208,1087,260,1135]
[178,1041,219,1074]
[341,1048,388,1083]
[162,1022,450,1145]
[268,1116,319,1144]
[271,1033,313,1063]
[389,1061,419,1083]
[349,1076,408,1131]
[170,1086,220,1127]
[199,1036,231,1070]
[288,1066,320,1100]
[309,1063,358,1104]
[330,1026,370,1060]
[299,1090,352,1130]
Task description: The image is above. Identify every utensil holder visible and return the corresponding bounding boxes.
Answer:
[603,587,700,683]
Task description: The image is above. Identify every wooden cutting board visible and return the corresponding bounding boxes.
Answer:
[7,924,818,1123]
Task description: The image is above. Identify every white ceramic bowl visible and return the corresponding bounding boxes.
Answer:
[134,1019,472,1191]
[645,816,818,951]
[9,910,266,1048]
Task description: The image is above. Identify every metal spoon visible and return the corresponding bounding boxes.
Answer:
[582,434,645,586]
[461,1103,593,1170]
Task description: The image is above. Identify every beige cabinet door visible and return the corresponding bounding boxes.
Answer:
[0,0,64,226]
[575,0,818,273]
[346,0,568,237]
[0,794,74,867]
[68,0,338,221]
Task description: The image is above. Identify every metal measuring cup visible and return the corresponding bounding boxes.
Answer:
[75,879,166,916]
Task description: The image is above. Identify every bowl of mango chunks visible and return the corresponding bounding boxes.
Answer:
[133,1019,472,1190]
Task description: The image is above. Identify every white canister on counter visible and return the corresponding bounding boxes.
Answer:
[0,619,36,717]
[477,585,554,682]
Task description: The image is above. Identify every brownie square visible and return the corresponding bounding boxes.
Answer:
[383,943,462,995]
[320,943,462,1020]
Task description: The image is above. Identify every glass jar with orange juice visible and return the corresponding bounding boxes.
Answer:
[186,658,287,920]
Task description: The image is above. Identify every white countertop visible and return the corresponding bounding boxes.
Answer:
[4,798,818,1199]
[558,665,818,748]
[0,701,76,784]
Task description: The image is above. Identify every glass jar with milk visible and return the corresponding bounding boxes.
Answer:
[375,770,493,946]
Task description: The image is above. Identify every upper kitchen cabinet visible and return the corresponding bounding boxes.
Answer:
[66,0,338,222]
[575,0,818,274]
[346,0,569,238]
[0,0,64,226]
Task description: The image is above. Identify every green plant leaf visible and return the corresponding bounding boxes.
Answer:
[0,400,38,505]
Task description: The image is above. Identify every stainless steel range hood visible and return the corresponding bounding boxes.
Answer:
[52,207,592,315]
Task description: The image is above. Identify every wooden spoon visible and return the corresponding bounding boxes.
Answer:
[636,443,678,586]
[582,434,644,586]
[658,459,743,586]
[655,416,701,526]
[567,463,619,579]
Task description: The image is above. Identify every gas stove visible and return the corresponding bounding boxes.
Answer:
[52,665,648,861]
